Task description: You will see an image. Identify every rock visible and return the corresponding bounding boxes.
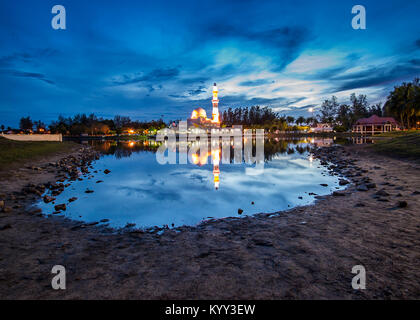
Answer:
[333,191,345,197]
[412,191,420,195]
[355,203,365,207]
[357,184,368,192]
[30,208,42,214]
[2,207,12,213]
[54,204,66,211]
[68,197,78,202]
[320,184,328,187]
[85,189,94,194]
[96,180,104,184]
[238,208,244,215]
[85,222,99,226]
[43,195,55,203]
[375,189,390,197]
[104,169,111,174]
[0,224,12,231]
[100,219,109,223]
[339,179,349,186]
[298,196,303,200]
[366,183,377,189]
[0,200,4,209]
[397,201,408,208]
[252,238,273,247]
[251,201,255,205]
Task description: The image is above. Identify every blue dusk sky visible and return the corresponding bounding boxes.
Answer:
[0,0,419,127]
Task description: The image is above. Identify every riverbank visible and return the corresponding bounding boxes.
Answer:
[0,142,419,299]
[0,137,77,171]
[373,131,420,161]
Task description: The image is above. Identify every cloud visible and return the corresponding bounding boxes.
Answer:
[0,49,59,68]
[0,53,34,68]
[179,77,208,84]
[410,59,420,66]
[206,24,312,71]
[188,85,206,96]
[332,62,420,92]
[112,67,180,85]
[0,69,54,84]
[207,24,310,49]
[239,79,274,87]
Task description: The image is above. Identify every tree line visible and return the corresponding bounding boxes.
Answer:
[220,106,317,131]
[49,114,166,135]
[9,114,166,136]
[318,78,420,131]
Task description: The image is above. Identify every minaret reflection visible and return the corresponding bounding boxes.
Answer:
[190,143,221,190]
[212,148,220,190]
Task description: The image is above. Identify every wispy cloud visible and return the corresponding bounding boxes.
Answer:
[111,67,180,85]
[0,69,55,85]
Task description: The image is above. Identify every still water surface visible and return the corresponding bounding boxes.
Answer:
[37,138,346,228]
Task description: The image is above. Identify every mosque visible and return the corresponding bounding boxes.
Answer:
[187,83,221,129]
[186,82,222,189]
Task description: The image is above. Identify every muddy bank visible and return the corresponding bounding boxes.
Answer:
[0,144,420,299]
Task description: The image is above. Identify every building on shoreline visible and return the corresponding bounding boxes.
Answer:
[309,123,334,133]
[352,115,399,134]
[187,83,221,130]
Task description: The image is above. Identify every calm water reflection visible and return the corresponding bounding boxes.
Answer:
[38,138,345,228]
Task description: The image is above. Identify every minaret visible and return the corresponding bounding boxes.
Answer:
[211,83,220,123]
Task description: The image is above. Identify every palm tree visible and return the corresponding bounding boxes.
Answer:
[296,116,306,126]
[286,116,295,125]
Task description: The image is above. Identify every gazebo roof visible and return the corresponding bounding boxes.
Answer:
[355,115,398,125]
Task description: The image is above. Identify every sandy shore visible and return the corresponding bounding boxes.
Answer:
[0,143,419,299]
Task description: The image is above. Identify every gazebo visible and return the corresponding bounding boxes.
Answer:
[352,115,399,134]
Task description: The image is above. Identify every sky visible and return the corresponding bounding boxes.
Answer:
[0,0,419,127]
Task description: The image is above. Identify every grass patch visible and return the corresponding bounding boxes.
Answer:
[372,131,420,161]
[0,136,76,170]
[375,130,419,138]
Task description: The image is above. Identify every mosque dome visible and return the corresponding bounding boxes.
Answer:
[191,107,207,119]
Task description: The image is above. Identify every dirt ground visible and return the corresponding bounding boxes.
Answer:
[0,144,419,299]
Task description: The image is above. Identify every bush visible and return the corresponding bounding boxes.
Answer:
[334,125,347,132]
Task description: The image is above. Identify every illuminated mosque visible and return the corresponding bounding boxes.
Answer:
[187,83,221,129]
[187,83,222,189]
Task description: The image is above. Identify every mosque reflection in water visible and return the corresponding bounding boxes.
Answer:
[86,137,332,190]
